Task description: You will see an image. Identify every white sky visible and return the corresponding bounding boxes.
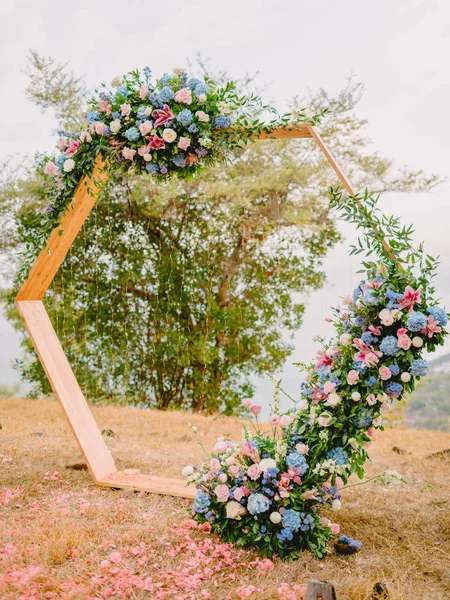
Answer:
[1,0,450,406]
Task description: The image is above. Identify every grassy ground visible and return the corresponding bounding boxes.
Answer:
[1,397,449,600]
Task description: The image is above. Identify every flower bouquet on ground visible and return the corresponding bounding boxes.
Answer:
[184,188,448,560]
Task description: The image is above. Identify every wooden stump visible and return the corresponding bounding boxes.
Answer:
[306,579,337,600]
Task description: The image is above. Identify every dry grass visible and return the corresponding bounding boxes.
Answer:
[1,397,450,599]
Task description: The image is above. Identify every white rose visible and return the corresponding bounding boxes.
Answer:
[198,93,207,102]
[351,391,361,402]
[111,76,122,87]
[259,458,277,472]
[63,158,75,172]
[412,336,423,348]
[332,499,342,511]
[296,399,308,412]
[379,308,394,326]
[143,154,152,162]
[181,466,194,477]
[401,372,411,383]
[269,511,281,524]
[325,392,341,407]
[162,128,177,143]
[144,107,153,116]
[348,438,359,450]
[226,500,247,520]
[110,119,122,134]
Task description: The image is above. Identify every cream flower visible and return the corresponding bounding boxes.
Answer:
[63,158,75,172]
[162,128,177,143]
[258,458,277,472]
[111,76,122,87]
[225,500,247,520]
[110,119,122,134]
[269,511,281,524]
[181,466,194,477]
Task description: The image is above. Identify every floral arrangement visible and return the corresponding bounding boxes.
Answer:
[24,66,324,280]
[184,188,448,560]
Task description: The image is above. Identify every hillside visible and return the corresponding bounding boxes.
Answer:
[0,398,449,600]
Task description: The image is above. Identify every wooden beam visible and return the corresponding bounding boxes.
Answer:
[250,123,313,140]
[99,471,196,499]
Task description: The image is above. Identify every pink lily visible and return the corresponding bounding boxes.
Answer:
[64,140,81,156]
[398,286,421,312]
[152,104,175,128]
[368,324,382,336]
[315,349,332,370]
[421,315,441,338]
[147,135,165,150]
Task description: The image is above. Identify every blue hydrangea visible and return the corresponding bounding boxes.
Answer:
[137,106,151,120]
[277,527,294,543]
[55,154,66,168]
[214,115,231,129]
[388,364,400,376]
[361,332,377,345]
[407,311,427,332]
[159,86,175,102]
[186,77,201,90]
[299,512,315,532]
[317,365,330,383]
[354,410,372,428]
[247,493,270,515]
[194,82,211,98]
[409,359,429,377]
[193,491,210,514]
[124,127,140,141]
[385,382,403,397]
[281,509,301,531]
[86,111,100,123]
[379,336,399,356]
[112,111,121,119]
[205,510,216,522]
[326,447,348,466]
[173,154,186,167]
[339,536,362,549]
[285,452,308,475]
[177,109,193,126]
[159,73,174,86]
[365,375,376,387]
[148,92,163,108]
[188,124,199,134]
[146,163,159,174]
[428,306,448,327]
[352,285,363,302]
[354,316,367,327]
[329,375,342,387]
[362,289,380,306]
[386,289,404,309]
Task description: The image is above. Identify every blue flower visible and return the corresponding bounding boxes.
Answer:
[159,86,175,102]
[407,312,427,332]
[354,410,372,428]
[388,364,400,376]
[365,375,376,387]
[173,154,186,167]
[124,127,140,141]
[136,106,151,120]
[86,111,100,123]
[326,447,348,465]
[214,115,231,129]
[361,332,377,345]
[115,85,129,99]
[299,512,315,532]
[317,365,330,383]
[159,73,174,86]
[177,109,193,126]
[186,77,201,90]
[112,111,121,119]
[193,491,210,514]
[146,163,159,174]
[194,82,211,98]
[188,124,199,134]
[281,509,301,532]
[143,66,152,81]
[379,336,399,356]
[352,285,363,302]
[339,536,362,549]
[205,510,216,522]
[247,493,270,515]
[385,382,403,397]
[148,92,163,108]
[277,527,293,543]
[55,154,66,168]
[428,306,448,327]
[409,359,429,377]
[362,289,380,306]
[354,316,367,327]
[386,289,404,309]
[285,452,308,475]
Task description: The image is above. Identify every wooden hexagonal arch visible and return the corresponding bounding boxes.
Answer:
[15,125,359,498]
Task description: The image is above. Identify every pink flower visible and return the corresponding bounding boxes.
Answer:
[315,349,332,370]
[233,487,245,501]
[368,324,382,336]
[64,139,81,156]
[139,121,153,136]
[373,416,383,427]
[215,484,230,502]
[250,405,261,416]
[195,110,210,122]
[335,476,344,489]
[242,398,252,408]
[58,137,67,149]
[295,443,309,455]
[347,370,359,385]
[94,121,107,135]
[342,295,353,305]
[367,393,377,406]
[330,523,340,535]
[229,465,240,477]
[398,286,421,312]
[247,464,261,480]
[138,144,151,156]
[109,551,122,564]
[340,333,351,346]
[98,100,111,115]
[147,135,165,150]
[397,334,412,350]
[323,381,336,394]
[122,147,136,160]
[79,131,92,143]
[174,88,193,104]
[214,440,232,453]
[121,104,131,116]
[280,415,290,427]
[421,315,441,338]
[178,136,191,151]
[319,517,331,527]
[269,414,280,426]
[317,414,331,427]
[139,84,149,99]
[153,104,175,127]
[379,366,392,380]
[44,161,58,175]
[185,153,198,166]
[300,489,318,500]
[210,458,220,473]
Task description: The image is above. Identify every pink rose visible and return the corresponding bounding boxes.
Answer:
[319,517,331,527]
[58,137,67,149]
[44,161,58,175]
[229,465,240,478]
[250,405,262,416]
[347,370,359,385]
[330,523,340,535]
[247,464,261,480]
[121,104,131,116]
[233,487,245,501]
[215,484,230,503]
[210,458,220,473]
[214,441,230,454]
[98,100,111,115]
[364,351,381,367]
[269,414,280,426]
[373,416,383,427]
[94,121,107,135]
[174,88,192,104]
[295,443,309,455]
[139,84,149,99]
[122,147,136,160]
[79,131,92,143]
[378,366,392,381]
[138,145,151,156]
[397,335,412,350]
[218,473,227,483]
[195,110,209,122]
[178,136,191,151]
[367,427,374,437]
[367,393,377,406]
[242,398,252,408]
[317,415,331,427]
[280,415,290,427]
[323,381,336,394]
[139,121,153,136]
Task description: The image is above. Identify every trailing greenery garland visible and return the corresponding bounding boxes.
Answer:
[184,188,448,559]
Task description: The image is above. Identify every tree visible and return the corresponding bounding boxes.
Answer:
[0,54,439,413]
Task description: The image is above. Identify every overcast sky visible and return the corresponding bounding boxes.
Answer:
[1,0,450,405]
